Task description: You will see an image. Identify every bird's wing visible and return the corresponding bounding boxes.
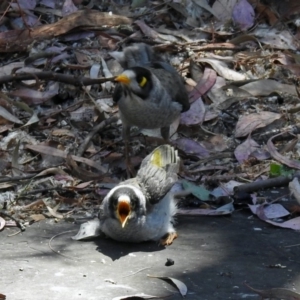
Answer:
[136,145,180,204]
[150,65,190,112]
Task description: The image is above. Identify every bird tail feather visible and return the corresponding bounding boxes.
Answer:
[140,145,180,173]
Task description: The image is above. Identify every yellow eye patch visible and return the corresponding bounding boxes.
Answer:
[139,76,147,87]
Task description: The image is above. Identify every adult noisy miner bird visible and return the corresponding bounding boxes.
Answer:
[98,144,180,245]
[111,43,190,173]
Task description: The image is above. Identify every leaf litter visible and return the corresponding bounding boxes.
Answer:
[1,0,300,297]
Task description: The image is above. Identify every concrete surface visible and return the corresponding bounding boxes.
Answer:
[1,212,300,300]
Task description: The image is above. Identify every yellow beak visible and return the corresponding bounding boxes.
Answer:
[117,201,131,228]
[115,74,131,85]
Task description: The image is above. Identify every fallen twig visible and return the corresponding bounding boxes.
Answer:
[0,210,26,231]
[0,71,114,86]
[234,175,293,194]
[77,115,119,157]
[48,230,81,260]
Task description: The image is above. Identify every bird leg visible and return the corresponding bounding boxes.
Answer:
[123,126,136,178]
[160,232,178,246]
[125,139,136,178]
[160,126,170,141]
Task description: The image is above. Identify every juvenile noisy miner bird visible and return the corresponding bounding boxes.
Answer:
[99,144,180,246]
[111,44,190,171]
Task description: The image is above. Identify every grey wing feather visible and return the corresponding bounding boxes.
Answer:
[151,66,190,112]
[136,145,180,204]
[137,165,178,204]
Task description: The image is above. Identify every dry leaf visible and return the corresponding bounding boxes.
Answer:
[256,205,300,230]
[0,293,6,300]
[30,214,46,222]
[289,177,300,205]
[0,216,5,230]
[147,275,187,297]
[197,58,247,81]
[51,129,75,137]
[267,133,300,170]
[240,79,297,96]
[234,136,260,163]
[0,106,23,124]
[235,111,282,138]
[248,204,290,219]
[44,201,64,219]
[212,0,238,21]
[180,97,205,126]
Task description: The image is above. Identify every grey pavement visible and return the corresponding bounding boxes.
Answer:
[1,212,300,300]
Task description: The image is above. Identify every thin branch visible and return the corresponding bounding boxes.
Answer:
[0,71,115,86]
[77,115,119,157]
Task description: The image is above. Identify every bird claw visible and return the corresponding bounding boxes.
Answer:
[160,232,178,246]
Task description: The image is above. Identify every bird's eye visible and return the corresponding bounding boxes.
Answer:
[139,76,147,87]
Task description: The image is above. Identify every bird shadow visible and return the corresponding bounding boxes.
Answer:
[93,236,165,261]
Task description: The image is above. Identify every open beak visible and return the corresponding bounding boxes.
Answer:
[117,200,131,228]
[115,74,131,85]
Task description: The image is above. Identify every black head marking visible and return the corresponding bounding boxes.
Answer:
[108,187,140,219]
[113,83,124,103]
[130,67,153,99]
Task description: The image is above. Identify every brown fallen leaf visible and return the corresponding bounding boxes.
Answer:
[0,293,6,300]
[0,10,132,53]
[29,214,46,222]
[43,202,64,219]
[74,181,94,189]
[188,67,217,102]
[147,275,187,297]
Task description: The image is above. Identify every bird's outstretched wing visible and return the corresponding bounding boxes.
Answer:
[150,64,190,112]
[136,145,180,204]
